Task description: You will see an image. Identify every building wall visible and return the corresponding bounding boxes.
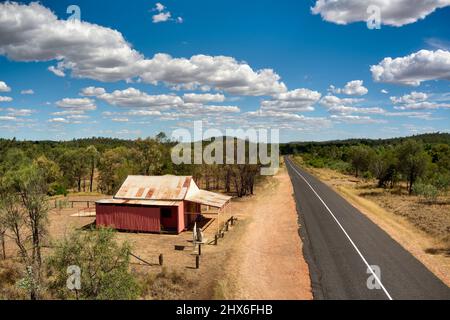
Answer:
[96,204,161,233]
[177,201,185,234]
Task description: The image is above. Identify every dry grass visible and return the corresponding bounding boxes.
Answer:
[137,267,193,300]
[0,260,26,300]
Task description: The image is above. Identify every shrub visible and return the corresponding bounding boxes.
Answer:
[307,158,325,168]
[46,227,140,300]
[362,171,373,180]
[49,183,68,196]
[432,174,450,193]
[413,183,439,203]
[328,160,351,174]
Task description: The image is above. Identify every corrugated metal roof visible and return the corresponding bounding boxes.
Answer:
[96,199,182,207]
[114,175,192,201]
[186,190,232,208]
[109,175,231,209]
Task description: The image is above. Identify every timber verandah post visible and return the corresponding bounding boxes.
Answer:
[216,200,231,239]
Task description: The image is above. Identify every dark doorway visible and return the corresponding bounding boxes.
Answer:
[160,207,177,232]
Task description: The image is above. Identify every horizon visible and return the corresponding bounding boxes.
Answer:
[1,131,448,145]
[0,1,449,142]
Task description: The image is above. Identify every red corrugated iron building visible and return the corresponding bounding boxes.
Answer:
[96,175,231,234]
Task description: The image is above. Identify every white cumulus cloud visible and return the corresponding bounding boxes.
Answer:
[371,50,450,86]
[153,12,171,23]
[151,2,182,24]
[182,93,226,104]
[0,81,11,92]
[96,88,184,110]
[0,2,282,96]
[311,0,450,27]
[390,91,428,104]
[391,91,450,110]
[80,87,106,97]
[329,80,368,96]
[56,98,97,111]
[48,117,70,124]
[320,95,385,115]
[0,96,13,102]
[261,88,321,112]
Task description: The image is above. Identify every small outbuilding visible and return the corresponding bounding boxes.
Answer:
[95,175,232,234]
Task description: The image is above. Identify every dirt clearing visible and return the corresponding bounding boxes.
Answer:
[216,166,312,300]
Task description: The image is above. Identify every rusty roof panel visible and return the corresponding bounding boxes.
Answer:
[115,175,192,201]
[110,175,230,208]
[135,188,145,198]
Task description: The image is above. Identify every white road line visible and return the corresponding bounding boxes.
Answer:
[286,158,393,301]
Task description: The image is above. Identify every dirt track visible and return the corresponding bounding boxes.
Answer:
[218,166,312,300]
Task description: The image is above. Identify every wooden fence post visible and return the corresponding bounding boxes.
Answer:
[196,255,200,269]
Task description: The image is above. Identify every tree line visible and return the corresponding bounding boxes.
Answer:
[0,134,262,198]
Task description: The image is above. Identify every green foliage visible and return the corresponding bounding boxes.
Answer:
[85,145,99,193]
[431,173,450,193]
[49,183,68,197]
[412,182,439,203]
[47,227,140,300]
[33,156,61,185]
[306,157,325,168]
[0,164,49,299]
[0,133,261,198]
[369,148,398,188]
[395,140,430,194]
[286,134,450,196]
[97,146,141,195]
[58,149,89,192]
[348,145,375,178]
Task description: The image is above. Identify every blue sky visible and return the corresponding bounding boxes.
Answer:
[0,0,449,142]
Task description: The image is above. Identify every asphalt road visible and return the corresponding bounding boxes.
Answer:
[285,157,450,300]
